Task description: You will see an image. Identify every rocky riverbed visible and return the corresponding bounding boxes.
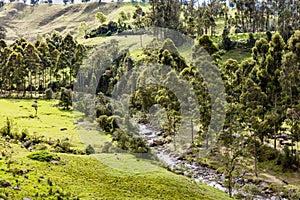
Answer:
[139,123,288,200]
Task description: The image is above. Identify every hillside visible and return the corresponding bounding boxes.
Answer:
[0,99,232,199]
[1,1,300,199]
[0,2,148,43]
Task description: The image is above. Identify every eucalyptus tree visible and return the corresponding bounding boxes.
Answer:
[149,0,181,33]
[23,42,41,97]
[281,31,300,155]
[240,77,267,177]
[11,52,26,96]
[57,33,78,86]
[251,33,286,148]
[45,41,59,88]
[264,33,285,149]
[0,47,13,92]
[4,52,24,96]
[37,41,51,90]
[220,59,240,137]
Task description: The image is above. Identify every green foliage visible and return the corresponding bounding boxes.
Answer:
[221,27,235,50]
[45,88,53,99]
[257,145,279,162]
[161,38,179,55]
[0,117,13,139]
[85,144,95,155]
[246,33,256,48]
[194,34,219,56]
[0,31,85,97]
[59,87,72,110]
[95,12,107,24]
[55,138,72,153]
[27,150,59,162]
[97,115,118,133]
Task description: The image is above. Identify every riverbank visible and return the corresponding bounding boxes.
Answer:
[139,123,288,200]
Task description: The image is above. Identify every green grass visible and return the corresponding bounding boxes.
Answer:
[0,98,84,148]
[0,98,232,199]
[221,48,252,63]
[259,160,300,187]
[0,152,233,199]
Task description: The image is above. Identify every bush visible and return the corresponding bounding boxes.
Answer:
[59,87,72,110]
[55,138,71,153]
[27,150,59,162]
[85,144,95,155]
[257,145,279,162]
[246,33,256,47]
[45,88,53,99]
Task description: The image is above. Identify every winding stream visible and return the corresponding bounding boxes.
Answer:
[139,123,283,200]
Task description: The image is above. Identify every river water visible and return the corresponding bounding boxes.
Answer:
[139,123,283,200]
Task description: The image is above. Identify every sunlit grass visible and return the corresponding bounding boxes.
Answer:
[0,98,232,199]
[0,98,84,148]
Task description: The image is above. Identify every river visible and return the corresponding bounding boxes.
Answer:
[139,123,285,200]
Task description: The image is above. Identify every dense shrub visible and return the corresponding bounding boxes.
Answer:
[277,146,299,171]
[54,138,72,153]
[45,88,53,99]
[257,145,279,162]
[27,150,59,162]
[85,144,95,155]
[59,87,72,110]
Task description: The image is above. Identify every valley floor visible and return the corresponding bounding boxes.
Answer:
[0,98,232,199]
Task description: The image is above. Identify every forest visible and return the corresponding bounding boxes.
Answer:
[0,0,300,199]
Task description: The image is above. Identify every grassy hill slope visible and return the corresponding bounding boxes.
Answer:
[0,2,148,43]
[0,99,232,199]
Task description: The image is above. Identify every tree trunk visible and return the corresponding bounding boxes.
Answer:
[228,172,232,196]
[191,118,194,144]
[49,68,52,88]
[274,94,277,150]
[241,12,245,32]
[23,80,26,97]
[30,71,32,98]
[254,132,258,177]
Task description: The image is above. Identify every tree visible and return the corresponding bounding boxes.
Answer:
[193,34,219,62]
[57,33,78,86]
[221,27,235,50]
[59,87,72,110]
[281,31,300,163]
[23,42,41,97]
[149,0,181,31]
[0,46,13,92]
[251,34,286,148]
[264,33,285,150]
[222,141,245,197]
[5,52,24,96]
[37,41,51,90]
[118,11,128,30]
[95,12,107,25]
[240,78,267,177]
[86,144,95,155]
[161,38,179,55]
[77,22,87,39]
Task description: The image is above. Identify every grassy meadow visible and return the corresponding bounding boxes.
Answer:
[0,98,232,199]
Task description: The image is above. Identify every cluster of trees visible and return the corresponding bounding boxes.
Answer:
[221,30,300,171]
[109,0,298,41]
[231,0,300,40]
[0,31,86,97]
[85,33,221,154]
[90,29,300,172]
